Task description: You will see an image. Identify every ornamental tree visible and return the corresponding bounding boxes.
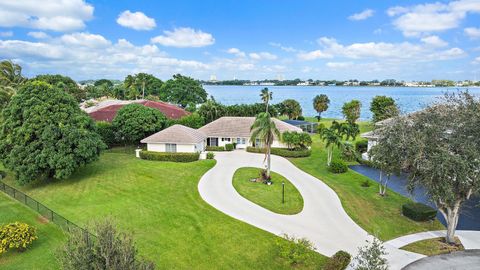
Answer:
[278,99,302,119]
[313,94,330,121]
[370,96,399,123]
[342,100,361,124]
[112,104,167,144]
[0,81,105,184]
[373,92,480,244]
[162,74,207,108]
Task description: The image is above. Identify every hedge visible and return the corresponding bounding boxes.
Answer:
[355,140,368,153]
[206,146,226,151]
[206,152,215,159]
[402,202,437,221]
[0,170,6,180]
[246,147,311,158]
[328,160,348,174]
[139,151,199,162]
[225,143,234,151]
[324,250,351,270]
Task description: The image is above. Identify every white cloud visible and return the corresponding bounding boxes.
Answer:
[0,31,13,37]
[60,32,111,48]
[373,29,382,35]
[269,42,297,52]
[226,48,246,57]
[348,9,375,21]
[465,27,480,39]
[387,0,480,37]
[116,10,156,31]
[326,62,354,68]
[421,35,448,47]
[151,27,214,47]
[297,50,333,60]
[473,56,480,64]
[249,52,278,60]
[27,31,50,39]
[0,0,93,32]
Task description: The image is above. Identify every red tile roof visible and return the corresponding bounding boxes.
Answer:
[88,101,189,122]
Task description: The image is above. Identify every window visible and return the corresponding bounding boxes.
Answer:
[242,138,246,144]
[165,143,177,152]
[221,138,231,142]
[236,138,241,144]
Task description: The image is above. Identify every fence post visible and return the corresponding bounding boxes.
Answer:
[13,188,15,198]
[36,201,39,212]
[24,194,27,204]
[51,210,54,222]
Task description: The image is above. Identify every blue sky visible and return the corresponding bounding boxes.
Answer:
[0,0,479,81]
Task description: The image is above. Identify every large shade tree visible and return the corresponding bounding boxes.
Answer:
[162,74,207,108]
[372,92,480,244]
[34,74,85,102]
[123,73,163,100]
[278,99,302,119]
[313,94,330,121]
[370,95,399,123]
[250,112,280,179]
[112,104,167,144]
[342,100,362,124]
[0,81,105,184]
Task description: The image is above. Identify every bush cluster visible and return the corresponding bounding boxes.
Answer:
[139,151,199,162]
[355,140,368,154]
[225,144,234,151]
[402,202,437,221]
[0,170,6,179]
[324,250,351,270]
[282,131,312,150]
[246,147,311,158]
[206,152,215,159]
[341,142,357,162]
[328,160,348,174]
[275,234,316,266]
[96,121,116,147]
[205,146,226,151]
[0,222,38,254]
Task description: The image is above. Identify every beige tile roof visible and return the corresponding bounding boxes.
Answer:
[198,117,303,138]
[141,124,206,144]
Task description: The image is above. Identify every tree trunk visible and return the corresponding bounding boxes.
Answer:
[327,146,333,166]
[378,171,383,194]
[142,81,145,99]
[267,145,271,179]
[440,203,461,244]
[266,102,269,113]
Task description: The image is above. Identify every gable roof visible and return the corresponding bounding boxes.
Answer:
[198,117,303,138]
[141,125,206,144]
[86,99,189,122]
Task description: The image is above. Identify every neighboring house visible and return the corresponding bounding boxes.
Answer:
[360,117,395,160]
[83,99,189,122]
[198,117,303,149]
[141,124,206,153]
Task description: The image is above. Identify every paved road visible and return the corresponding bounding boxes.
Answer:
[198,150,424,269]
[403,250,480,270]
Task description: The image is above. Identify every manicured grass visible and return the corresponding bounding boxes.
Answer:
[232,167,303,215]
[2,149,327,269]
[0,193,65,269]
[400,237,464,256]
[289,119,444,240]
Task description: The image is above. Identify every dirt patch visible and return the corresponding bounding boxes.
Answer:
[37,215,49,224]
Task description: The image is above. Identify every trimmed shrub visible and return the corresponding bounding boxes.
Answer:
[232,142,237,149]
[296,116,305,121]
[355,140,368,154]
[0,222,38,254]
[225,143,234,151]
[275,234,316,266]
[328,160,348,174]
[341,142,357,162]
[402,202,437,221]
[246,147,311,158]
[324,250,351,270]
[206,152,215,159]
[205,146,225,151]
[139,151,199,162]
[361,180,371,188]
[96,121,116,147]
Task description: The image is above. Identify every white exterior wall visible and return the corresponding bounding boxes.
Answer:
[367,139,377,153]
[194,141,206,152]
[272,139,288,148]
[146,143,196,153]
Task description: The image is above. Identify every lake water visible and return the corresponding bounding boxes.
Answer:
[204,85,479,120]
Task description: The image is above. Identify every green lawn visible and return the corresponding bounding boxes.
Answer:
[400,237,464,256]
[2,149,327,269]
[0,193,65,270]
[289,119,444,240]
[232,167,303,215]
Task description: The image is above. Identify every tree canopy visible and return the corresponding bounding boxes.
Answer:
[34,74,85,102]
[278,99,302,120]
[162,74,207,108]
[313,94,330,121]
[370,95,399,123]
[123,73,163,100]
[0,81,105,184]
[342,100,361,124]
[0,60,26,108]
[112,104,167,144]
[372,92,480,243]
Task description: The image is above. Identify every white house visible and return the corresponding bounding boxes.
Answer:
[140,124,206,153]
[360,117,395,160]
[198,116,303,149]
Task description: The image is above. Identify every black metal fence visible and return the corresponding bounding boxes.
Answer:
[0,181,94,242]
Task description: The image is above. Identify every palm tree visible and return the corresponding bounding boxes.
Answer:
[313,94,330,121]
[319,125,343,166]
[260,87,272,113]
[124,75,139,100]
[250,112,280,180]
[0,60,26,107]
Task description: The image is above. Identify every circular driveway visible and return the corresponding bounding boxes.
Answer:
[403,250,480,270]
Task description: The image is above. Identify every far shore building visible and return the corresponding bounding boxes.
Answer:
[82,99,189,122]
[141,116,303,153]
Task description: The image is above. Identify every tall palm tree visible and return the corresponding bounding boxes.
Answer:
[260,87,272,113]
[250,112,280,179]
[313,94,330,121]
[0,60,26,107]
[319,125,343,166]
